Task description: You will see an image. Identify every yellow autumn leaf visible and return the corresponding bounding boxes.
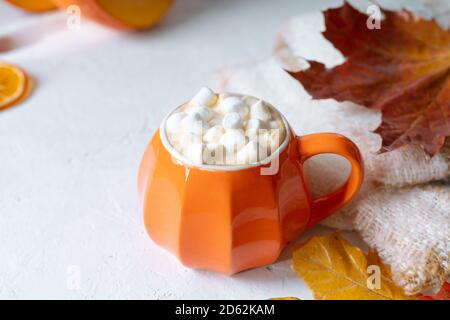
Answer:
[293,233,416,300]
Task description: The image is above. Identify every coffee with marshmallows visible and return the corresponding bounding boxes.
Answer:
[164,87,287,166]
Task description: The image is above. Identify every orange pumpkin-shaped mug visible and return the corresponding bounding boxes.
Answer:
[138,90,364,274]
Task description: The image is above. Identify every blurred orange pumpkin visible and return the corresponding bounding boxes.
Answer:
[52,0,174,30]
[5,0,57,12]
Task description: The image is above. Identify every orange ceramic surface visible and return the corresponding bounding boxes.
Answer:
[138,126,363,274]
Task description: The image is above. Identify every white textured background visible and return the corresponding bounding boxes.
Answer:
[0,0,444,299]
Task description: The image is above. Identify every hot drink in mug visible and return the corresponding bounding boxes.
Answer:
[139,87,364,274]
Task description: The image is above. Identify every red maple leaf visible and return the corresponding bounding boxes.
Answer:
[288,2,450,156]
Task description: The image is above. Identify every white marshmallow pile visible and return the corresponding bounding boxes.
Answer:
[164,87,286,165]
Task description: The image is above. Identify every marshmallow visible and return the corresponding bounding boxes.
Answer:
[218,93,230,102]
[182,141,204,164]
[222,112,242,129]
[236,140,262,164]
[178,133,205,164]
[208,116,223,127]
[165,90,287,166]
[220,129,246,151]
[245,118,265,137]
[250,100,271,121]
[268,120,281,129]
[179,132,202,146]
[258,130,281,153]
[190,87,217,107]
[203,125,224,143]
[165,112,185,134]
[182,113,207,135]
[220,97,249,119]
[187,105,211,121]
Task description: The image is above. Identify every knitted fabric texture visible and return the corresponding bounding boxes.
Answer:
[217,2,450,294]
[354,185,449,294]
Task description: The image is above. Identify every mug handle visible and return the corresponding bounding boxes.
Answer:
[297,133,364,227]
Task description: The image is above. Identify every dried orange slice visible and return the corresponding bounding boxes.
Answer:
[0,63,28,111]
[5,0,57,12]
